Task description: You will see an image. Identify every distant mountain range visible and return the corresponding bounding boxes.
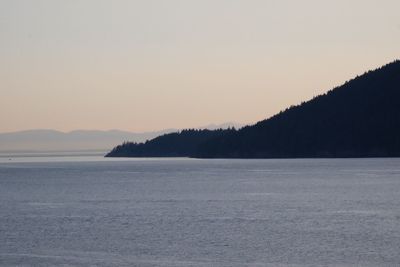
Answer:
[0,129,172,152]
[107,60,400,158]
[0,123,242,153]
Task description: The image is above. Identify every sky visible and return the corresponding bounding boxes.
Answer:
[0,0,399,133]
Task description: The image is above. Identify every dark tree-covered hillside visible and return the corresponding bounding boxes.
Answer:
[106,129,235,157]
[196,60,400,158]
[107,60,400,158]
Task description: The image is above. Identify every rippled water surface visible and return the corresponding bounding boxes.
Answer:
[1,157,400,266]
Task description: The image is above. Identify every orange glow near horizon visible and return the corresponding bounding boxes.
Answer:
[1,0,399,133]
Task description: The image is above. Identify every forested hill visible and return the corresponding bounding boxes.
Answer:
[107,60,400,158]
[105,129,235,157]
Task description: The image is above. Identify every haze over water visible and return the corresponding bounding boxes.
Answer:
[1,157,400,266]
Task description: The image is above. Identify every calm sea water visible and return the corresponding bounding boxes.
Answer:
[1,156,400,266]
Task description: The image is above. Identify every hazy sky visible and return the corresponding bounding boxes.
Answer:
[1,0,399,133]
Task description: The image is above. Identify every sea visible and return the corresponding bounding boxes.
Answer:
[0,153,400,266]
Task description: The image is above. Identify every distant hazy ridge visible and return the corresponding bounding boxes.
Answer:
[0,123,242,152]
[0,129,172,152]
